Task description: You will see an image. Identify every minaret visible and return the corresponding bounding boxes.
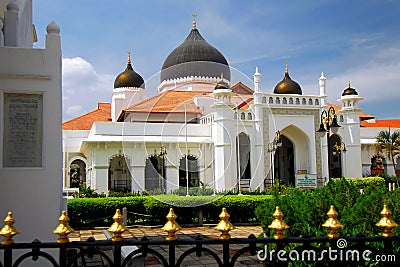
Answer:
[112,52,146,121]
[319,72,327,106]
[211,75,236,191]
[252,67,265,189]
[337,81,363,178]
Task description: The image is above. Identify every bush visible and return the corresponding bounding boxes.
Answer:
[67,195,272,228]
[325,176,385,190]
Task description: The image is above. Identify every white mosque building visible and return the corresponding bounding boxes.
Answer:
[62,17,400,194]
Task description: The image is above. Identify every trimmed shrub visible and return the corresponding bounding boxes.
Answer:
[67,195,272,228]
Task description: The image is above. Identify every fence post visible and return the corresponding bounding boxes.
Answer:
[122,207,127,226]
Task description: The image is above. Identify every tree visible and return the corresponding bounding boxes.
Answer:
[375,129,400,174]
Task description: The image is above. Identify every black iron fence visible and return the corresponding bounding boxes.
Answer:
[1,206,400,266]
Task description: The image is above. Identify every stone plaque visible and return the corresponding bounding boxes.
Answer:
[3,93,43,167]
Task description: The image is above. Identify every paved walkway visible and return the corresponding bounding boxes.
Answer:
[68,225,264,266]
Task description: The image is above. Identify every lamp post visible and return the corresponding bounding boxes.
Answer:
[332,142,347,155]
[316,107,341,179]
[159,146,167,193]
[267,131,282,189]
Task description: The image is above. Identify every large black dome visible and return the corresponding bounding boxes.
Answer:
[273,65,302,95]
[114,55,145,89]
[160,25,230,82]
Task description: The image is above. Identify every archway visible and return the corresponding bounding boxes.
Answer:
[274,135,295,186]
[69,159,86,188]
[145,154,166,192]
[328,134,342,178]
[108,155,131,192]
[179,155,199,188]
[236,133,251,189]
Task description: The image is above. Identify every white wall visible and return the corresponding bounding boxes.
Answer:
[0,22,62,243]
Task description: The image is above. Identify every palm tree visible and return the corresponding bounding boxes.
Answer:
[375,129,400,174]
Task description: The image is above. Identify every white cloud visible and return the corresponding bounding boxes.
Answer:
[62,57,115,120]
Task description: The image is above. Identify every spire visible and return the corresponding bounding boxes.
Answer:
[192,13,197,30]
[127,51,131,65]
[348,80,351,87]
[285,61,289,74]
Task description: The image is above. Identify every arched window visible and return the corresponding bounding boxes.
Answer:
[179,155,199,188]
[69,159,86,188]
[236,133,251,183]
[108,155,131,192]
[145,154,166,192]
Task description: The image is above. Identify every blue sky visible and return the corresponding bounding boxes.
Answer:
[32,0,400,121]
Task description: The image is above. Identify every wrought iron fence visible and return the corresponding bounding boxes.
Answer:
[0,205,399,266]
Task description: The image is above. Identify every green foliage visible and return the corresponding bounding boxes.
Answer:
[67,195,272,228]
[325,177,385,190]
[255,178,395,238]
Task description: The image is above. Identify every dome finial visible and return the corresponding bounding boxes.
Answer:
[348,80,351,87]
[220,73,224,80]
[127,51,131,65]
[285,61,289,74]
[192,13,197,29]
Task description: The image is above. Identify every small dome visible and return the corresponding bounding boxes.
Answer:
[160,17,230,82]
[114,54,145,89]
[342,81,358,96]
[273,64,302,95]
[214,74,230,90]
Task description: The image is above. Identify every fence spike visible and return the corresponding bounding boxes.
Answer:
[268,206,290,239]
[376,204,398,238]
[214,207,235,240]
[108,209,128,242]
[322,205,343,238]
[0,211,20,245]
[162,208,181,241]
[53,211,74,243]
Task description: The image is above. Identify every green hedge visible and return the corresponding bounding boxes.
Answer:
[67,195,272,228]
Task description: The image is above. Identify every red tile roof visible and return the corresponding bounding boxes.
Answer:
[62,102,111,130]
[361,119,400,128]
[118,90,206,121]
[231,82,254,95]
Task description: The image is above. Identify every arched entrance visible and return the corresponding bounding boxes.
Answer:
[69,159,86,188]
[328,134,342,178]
[108,155,131,192]
[236,133,251,189]
[179,155,199,188]
[145,154,166,192]
[274,135,295,186]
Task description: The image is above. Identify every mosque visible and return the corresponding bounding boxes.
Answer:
[62,16,400,194]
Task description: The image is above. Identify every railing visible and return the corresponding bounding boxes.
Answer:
[1,206,399,266]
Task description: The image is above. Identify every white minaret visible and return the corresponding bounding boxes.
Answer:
[252,67,265,189]
[211,75,237,191]
[112,52,146,121]
[319,72,327,107]
[337,81,363,178]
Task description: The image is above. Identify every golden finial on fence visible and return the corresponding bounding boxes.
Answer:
[376,204,398,238]
[322,205,343,238]
[214,207,235,240]
[108,209,128,242]
[0,212,20,245]
[162,208,181,241]
[53,211,74,243]
[268,206,290,239]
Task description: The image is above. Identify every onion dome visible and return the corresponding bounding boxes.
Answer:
[114,53,145,89]
[160,15,230,82]
[342,81,358,96]
[214,74,230,90]
[273,63,302,95]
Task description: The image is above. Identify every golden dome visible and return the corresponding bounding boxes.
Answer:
[273,63,302,95]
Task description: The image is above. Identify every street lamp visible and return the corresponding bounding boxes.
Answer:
[267,131,282,189]
[316,106,341,179]
[159,146,167,192]
[332,142,347,156]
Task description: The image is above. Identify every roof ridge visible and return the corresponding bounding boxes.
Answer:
[62,102,110,124]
